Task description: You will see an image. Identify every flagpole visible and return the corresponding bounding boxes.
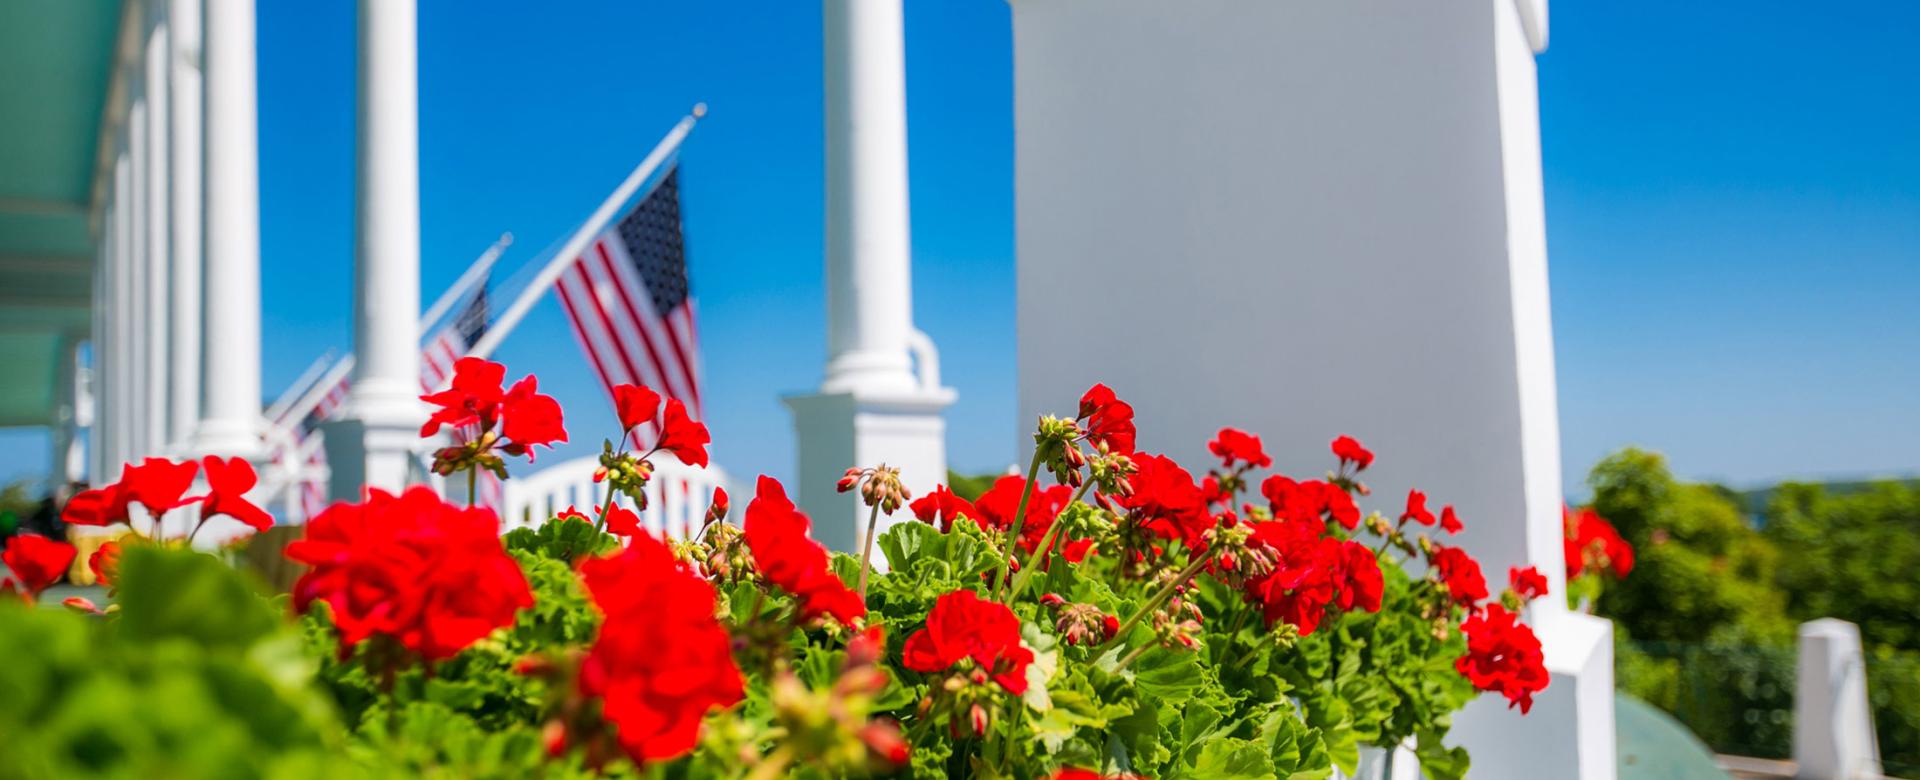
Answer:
[420,231,512,328]
[466,105,706,361]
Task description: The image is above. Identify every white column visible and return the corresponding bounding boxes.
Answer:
[112,152,133,472]
[129,96,148,459]
[168,0,203,450]
[819,0,917,395]
[1796,619,1882,780]
[52,336,86,484]
[786,0,953,555]
[191,0,262,459]
[145,16,172,459]
[1010,1,1610,778]
[325,0,423,497]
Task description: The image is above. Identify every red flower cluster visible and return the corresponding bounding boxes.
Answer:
[1456,604,1550,713]
[1077,384,1136,455]
[1116,454,1209,549]
[286,487,534,660]
[1,534,76,601]
[610,383,710,467]
[63,456,273,535]
[63,457,199,527]
[975,475,1090,562]
[910,484,981,533]
[1331,435,1374,470]
[578,530,744,764]
[742,476,865,627]
[1208,427,1271,469]
[903,589,1034,694]
[1509,565,1549,602]
[1564,506,1633,580]
[1238,518,1383,635]
[1429,544,1488,607]
[420,357,568,459]
[1260,474,1360,530]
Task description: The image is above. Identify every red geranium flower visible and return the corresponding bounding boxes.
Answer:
[1429,544,1488,607]
[1,534,76,599]
[910,484,981,533]
[285,487,534,661]
[603,505,643,537]
[1439,505,1463,534]
[1077,384,1136,455]
[198,456,274,532]
[612,383,662,433]
[1260,475,1360,530]
[420,358,567,461]
[555,506,591,524]
[62,457,200,527]
[1457,604,1550,713]
[1510,565,1549,601]
[1400,489,1436,526]
[419,357,508,436]
[1330,435,1374,470]
[89,540,122,589]
[1117,454,1210,548]
[498,374,568,457]
[903,589,1034,694]
[1335,541,1385,613]
[1235,518,1378,635]
[1208,427,1272,469]
[579,530,744,764]
[654,399,710,468]
[742,476,865,627]
[1563,505,1634,580]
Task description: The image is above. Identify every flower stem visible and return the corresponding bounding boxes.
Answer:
[1007,477,1096,599]
[1111,643,1153,675]
[991,452,1045,603]
[857,500,883,597]
[466,468,477,509]
[591,488,618,537]
[1101,555,1211,652]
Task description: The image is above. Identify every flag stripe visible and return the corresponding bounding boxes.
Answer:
[595,239,696,405]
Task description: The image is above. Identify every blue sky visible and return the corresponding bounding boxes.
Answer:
[3,0,1916,497]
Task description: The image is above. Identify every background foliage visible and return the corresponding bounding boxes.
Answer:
[1585,448,1920,775]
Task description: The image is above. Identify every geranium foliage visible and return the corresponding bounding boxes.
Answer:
[3,362,1559,779]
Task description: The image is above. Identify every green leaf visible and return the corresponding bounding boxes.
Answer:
[1415,729,1471,780]
[114,546,280,649]
[502,516,618,562]
[1189,737,1277,780]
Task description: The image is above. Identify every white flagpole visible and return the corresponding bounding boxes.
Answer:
[466,105,706,361]
[420,231,512,328]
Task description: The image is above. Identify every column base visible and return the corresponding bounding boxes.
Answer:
[318,415,425,502]
[187,417,263,461]
[1447,608,1616,780]
[783,385,955,558]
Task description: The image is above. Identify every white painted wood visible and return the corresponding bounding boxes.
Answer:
[143,15,171,461]
[192,0,263,460]
[1795,619,1882,780]
[168,0,204,451]
[330,0,425,496]
[500,455,734,540]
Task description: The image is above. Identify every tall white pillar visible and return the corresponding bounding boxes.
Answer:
[1796,619,1882,780]
[112,152,133,472]
[168,0,203,451]
[144,17,172,459]
[785,0,953,554]
[129,97,149,460]
[1011,1,1611,778]
[191,0,262,460]
[53,336,86,485]
[323,0,423,498]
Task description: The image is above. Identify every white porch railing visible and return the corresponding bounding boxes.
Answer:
[500,455,732,540]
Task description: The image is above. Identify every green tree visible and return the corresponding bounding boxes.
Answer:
[1764,480,1920,652]
[1587,448,1790,644]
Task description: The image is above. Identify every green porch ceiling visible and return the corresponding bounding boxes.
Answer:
[0,0,122,427]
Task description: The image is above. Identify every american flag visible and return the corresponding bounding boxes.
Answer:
[276,280,503,518]
[553,164,703,448]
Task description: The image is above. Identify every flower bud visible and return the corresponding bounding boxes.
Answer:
[706,486,731,523]
[860,721,912,766]
[969,704,991,737]
[1040,593,1066,608]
